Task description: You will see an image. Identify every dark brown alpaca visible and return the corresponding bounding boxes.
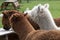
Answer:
[54,18,60,27]
[2,10,20,40]
[10,13,60,40]
[2,10,20,30]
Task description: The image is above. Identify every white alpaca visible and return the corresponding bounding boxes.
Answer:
[24,4,60,30]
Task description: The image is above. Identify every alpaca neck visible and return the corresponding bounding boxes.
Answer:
[45,10,58,29]
[12,17,35,40]
[38,9,58,30]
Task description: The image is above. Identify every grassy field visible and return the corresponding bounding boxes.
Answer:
[0,0,60,28]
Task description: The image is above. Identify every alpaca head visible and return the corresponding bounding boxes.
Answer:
[2,10,19,30]
[10,13,25,25]
[9,13,28,32]
[37,3,49,16]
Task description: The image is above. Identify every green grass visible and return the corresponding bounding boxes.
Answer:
[19,1,60,18]
[0,1,60,28]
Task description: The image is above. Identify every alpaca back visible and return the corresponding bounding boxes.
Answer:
[25,30,47,40]
[25,30,60,40]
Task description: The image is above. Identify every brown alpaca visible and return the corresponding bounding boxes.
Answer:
[10,13,35,40]
[10,13,60,40]
[25,30,60,40]
[2,10,20,30]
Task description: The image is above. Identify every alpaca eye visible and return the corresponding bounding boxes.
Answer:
[4,14,8,18]
[12,16,19,23]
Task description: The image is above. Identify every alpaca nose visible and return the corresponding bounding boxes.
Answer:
[3,25,11,30]
[41,8,43,11]
[40,9,43,13]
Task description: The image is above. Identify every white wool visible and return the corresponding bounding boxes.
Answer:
[24,4,60,30]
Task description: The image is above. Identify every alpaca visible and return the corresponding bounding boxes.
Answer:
[10,13,60,40]
[2,10,20,30]
[10,13,35,40]
[25,30,60,40]
[2,10,20,40]
[24,4,60,30]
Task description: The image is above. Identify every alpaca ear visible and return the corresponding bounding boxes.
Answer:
[12,14,19,22]
[2,11,7,17]
[24,13,28,16]
[2,10,8,15]
[44,3,49,8]
[37,6,40,13]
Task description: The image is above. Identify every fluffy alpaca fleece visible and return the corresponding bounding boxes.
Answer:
[2,10,20,30]
[10,13,60,40]
[10,13,35,40]
[24,8,60,29]
[25,13,60,30]
[24,4,60,30]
